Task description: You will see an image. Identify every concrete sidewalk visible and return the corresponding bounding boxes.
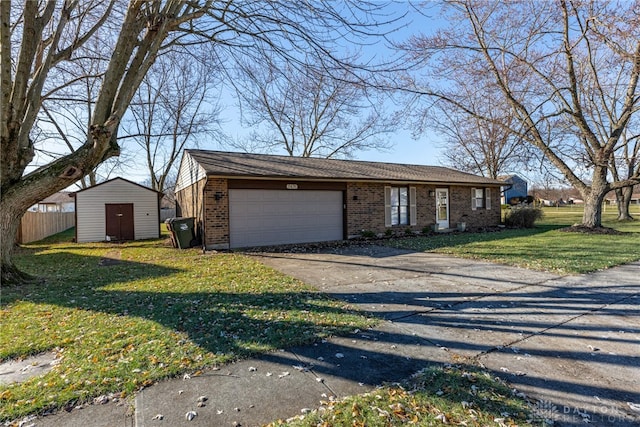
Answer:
[26,246,640,426]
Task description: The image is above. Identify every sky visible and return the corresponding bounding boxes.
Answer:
[211,1,447,167]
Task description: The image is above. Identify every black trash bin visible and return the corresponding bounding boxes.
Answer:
[170,217,195,249]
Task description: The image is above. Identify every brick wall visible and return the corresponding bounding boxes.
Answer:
[449,185,501,229]
[346,182,437,236]
[346,182,384,236]
[346,182,501,237]
[202,178,229,249]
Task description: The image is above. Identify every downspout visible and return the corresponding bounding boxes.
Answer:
[201,176,208,254]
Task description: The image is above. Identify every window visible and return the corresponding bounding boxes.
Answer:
[385,186,416,226]
[391,187,409,225]
[471,187,492,210]
[473,188,485,209]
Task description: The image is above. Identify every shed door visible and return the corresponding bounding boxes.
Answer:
[105,203,134,241]
[229,189,343,248]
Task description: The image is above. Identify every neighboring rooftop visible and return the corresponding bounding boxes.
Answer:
[39,192,73,204]
[186,150,503,185]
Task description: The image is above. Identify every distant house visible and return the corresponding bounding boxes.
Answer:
[29,192,75,212]
[499,175,528,205]
[605,188,640,205]
[74,178,162,243]
[175,150,504,250]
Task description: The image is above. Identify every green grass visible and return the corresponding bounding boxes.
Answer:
[385,206,640,274]
[0,229,375,421]
[268,364,541,426]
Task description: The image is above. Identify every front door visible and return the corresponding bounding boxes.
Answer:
[105,204,134,241]
[436,188,449,229]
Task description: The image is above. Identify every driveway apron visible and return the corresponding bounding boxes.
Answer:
[256,245,640,426]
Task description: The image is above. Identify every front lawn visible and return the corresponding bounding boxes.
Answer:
[386,207,640,274]
[0,230,375,421]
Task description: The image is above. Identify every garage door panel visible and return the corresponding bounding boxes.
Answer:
[229,190,343,248]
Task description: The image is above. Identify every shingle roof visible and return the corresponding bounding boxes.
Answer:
[186,150,503,186]
[39,192,73,204]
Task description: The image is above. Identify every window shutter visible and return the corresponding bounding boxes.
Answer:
[384,186,392,227]
[485,188,491,210]
[409,187,417,226]
[471,187,477,211]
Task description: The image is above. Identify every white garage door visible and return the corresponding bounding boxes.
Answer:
[229,189,343,248]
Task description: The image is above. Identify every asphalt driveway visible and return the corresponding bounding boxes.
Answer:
[256,245,640,426]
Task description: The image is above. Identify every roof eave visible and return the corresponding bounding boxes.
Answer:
[204,173,503,187]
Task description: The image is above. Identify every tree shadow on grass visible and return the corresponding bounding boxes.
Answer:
[4,250,362,357]
[0,248,375,420]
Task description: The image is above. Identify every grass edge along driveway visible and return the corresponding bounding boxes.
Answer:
[385,207,640,274]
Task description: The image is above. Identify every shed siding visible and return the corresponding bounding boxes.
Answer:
[76,179,159,243]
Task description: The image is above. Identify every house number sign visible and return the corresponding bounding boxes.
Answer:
[286,184,298,190]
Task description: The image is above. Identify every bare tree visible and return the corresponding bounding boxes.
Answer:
[35,37,128,189]
[123,50,222,193]
[1,0,400,283]
[400,0,640,229]
[423,88,535,179]
[232,59,395,158]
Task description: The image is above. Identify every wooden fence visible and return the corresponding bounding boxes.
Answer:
[160,208,176,222]
[17,212,75,244]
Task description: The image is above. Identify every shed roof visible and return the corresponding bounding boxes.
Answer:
[73,177,162,195]
[186,150,503,186]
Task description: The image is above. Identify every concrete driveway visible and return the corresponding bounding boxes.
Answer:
[256,245,640,426]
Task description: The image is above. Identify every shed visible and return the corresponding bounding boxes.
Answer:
[74,177,162,243]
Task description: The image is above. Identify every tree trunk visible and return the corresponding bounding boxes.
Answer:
[615,187,634,221]
[0,198,34,285]
[581,167,608,228]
